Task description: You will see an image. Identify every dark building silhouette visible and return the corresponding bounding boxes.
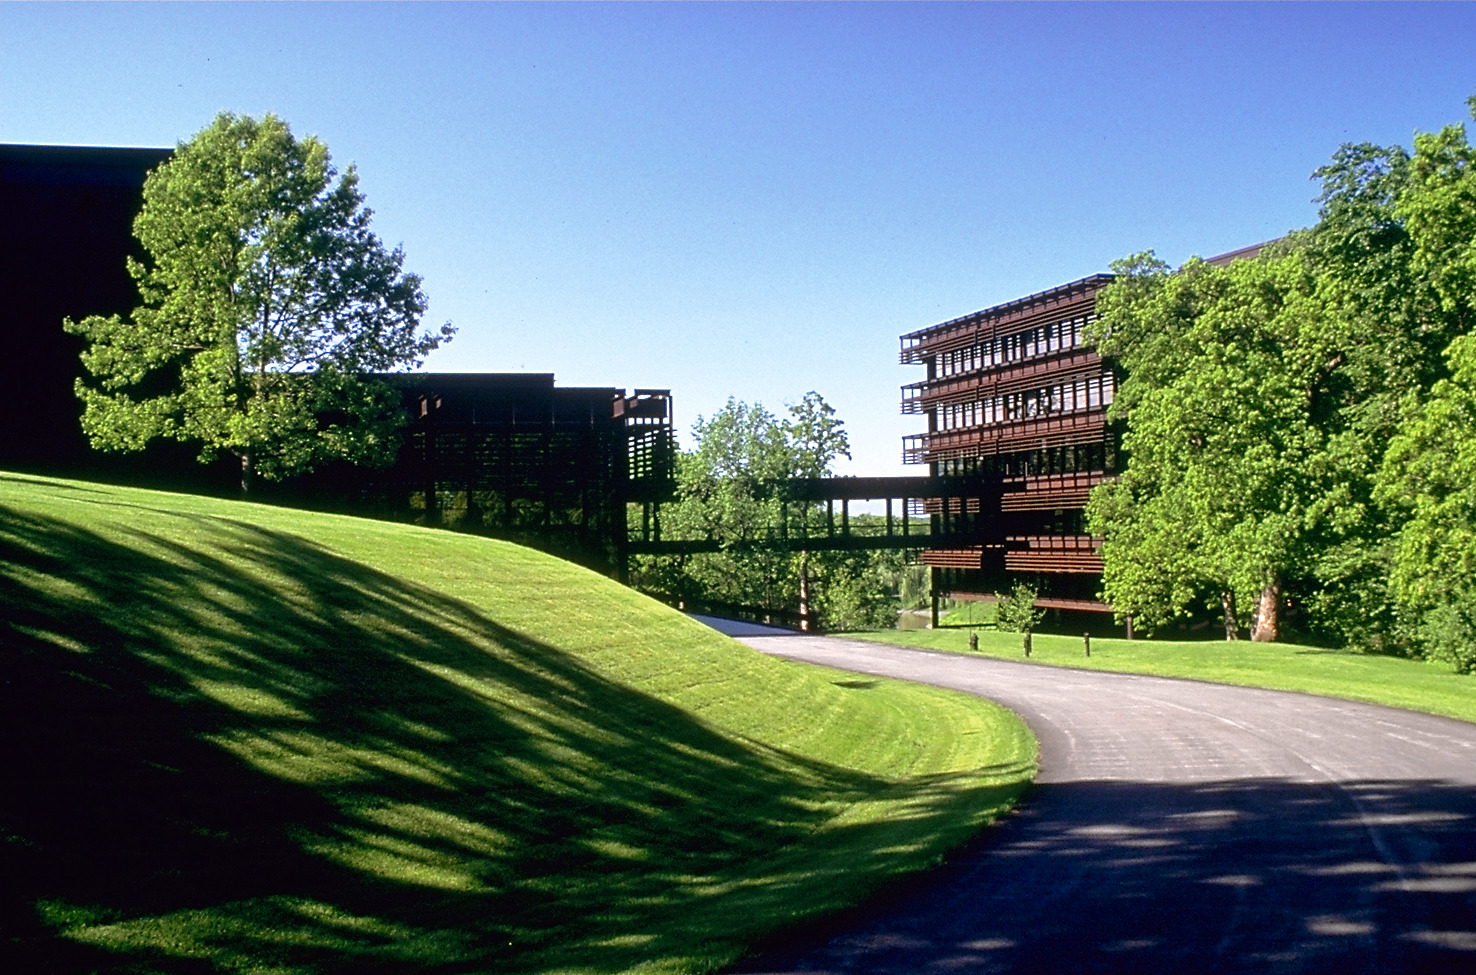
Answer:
[2,144,174,475]
[1,144,673,576]
[299,375,674,574]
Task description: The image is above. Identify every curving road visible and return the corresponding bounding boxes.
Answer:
[698,621,1476,974]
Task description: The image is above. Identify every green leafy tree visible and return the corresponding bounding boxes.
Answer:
[811,533,915,632]
[1291,142,1423,651]
[1378,335,1476,673]
[1087,251,1335,641]
[1399,95,1476,335]
[635,398,800,614]
[65,112,453,493]
[783,390,850,479]
[994,583,1044,656]
[1089,99,1476,651]
[1375,96,1476,672]
[632,392,908,630]
[650,399,795,612]
[782,391,851,627]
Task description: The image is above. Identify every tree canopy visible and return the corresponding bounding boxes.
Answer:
[1089,93,1476,668]
[631,393,910,632]
[1373,95,1476,672]
[1087,250,1334,641]
[66,112,453,492]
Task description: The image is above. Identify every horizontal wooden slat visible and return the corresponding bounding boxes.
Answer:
[899,275,1112,362]
[1004,552,1104,574]
[920,547,985,569]
[916,351,1106,409]
[1000,472,1109,512]
[925,411,1107,462]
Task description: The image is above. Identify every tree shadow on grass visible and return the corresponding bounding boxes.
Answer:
[0,501,1023,974]
[731,773,1476,973]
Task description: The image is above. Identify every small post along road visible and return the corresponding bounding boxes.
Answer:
[696,621,1476,975]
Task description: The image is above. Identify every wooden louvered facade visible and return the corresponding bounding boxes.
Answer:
[294,375,675,576]
[901,244,1272,617]
[901,274,1118,611]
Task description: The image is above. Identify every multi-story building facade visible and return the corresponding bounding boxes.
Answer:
[302,374,674,577]
[901,274,1118,614]
[903,245,1268,618]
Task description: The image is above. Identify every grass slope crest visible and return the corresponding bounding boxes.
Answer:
[0,472,1035,974]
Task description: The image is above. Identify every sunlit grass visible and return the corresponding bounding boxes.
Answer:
[0,472,1035,974]
[844,623,1476,725]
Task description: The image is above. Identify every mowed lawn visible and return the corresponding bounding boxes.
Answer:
[847,620,1476,725]
[0,473,1034,975]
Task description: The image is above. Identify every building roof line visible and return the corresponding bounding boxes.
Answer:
[902,273,1115,343]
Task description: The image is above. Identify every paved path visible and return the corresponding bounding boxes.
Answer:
[700,624,1476,974]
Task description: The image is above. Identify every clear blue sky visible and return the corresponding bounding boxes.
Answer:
[4,2,1475,477]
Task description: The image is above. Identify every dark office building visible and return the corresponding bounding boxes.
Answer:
[302,375,674,574]
[2,144,174,474]
[900,245,1266,612]
[1,144,673,575]
[901,275,1118,612]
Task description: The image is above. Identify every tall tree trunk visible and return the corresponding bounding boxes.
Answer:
[1220,589,1240,641]
[1251,577,1281,642]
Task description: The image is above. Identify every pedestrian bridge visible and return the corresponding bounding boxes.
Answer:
[624,475,1001,555]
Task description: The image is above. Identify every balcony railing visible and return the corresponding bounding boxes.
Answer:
[900,381,929,415]
[898,276,1110,360]
[1000,470,1110,512]
[900,333,930,364]
[916,350,1104,409]
[924,410,1107,463]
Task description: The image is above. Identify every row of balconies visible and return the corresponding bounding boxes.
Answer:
[999,470,1109,512]
[902,350,1105,414]
[903,410,1107,465]
[919,535,1104,574]
[902,277,1117,585]
[899,275,1111,364]
[890,470,1108,513]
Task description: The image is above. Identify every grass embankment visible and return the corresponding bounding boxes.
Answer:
[0,473,1035,975]
[845,623,1476,725]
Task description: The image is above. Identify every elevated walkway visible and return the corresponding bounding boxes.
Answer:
[626,475,1003,555]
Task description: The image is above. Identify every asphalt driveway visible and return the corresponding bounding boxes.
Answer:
[697,623,1476,974]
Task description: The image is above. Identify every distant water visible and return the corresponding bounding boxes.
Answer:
[895,610,932,631]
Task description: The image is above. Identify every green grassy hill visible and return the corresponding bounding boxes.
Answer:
[0,473,1035,974]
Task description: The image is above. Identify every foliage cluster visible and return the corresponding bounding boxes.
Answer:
[631,393,917,631]
[65,113,453,494]
[1086,95,1476,671]
[994,583,1044,636]
[991,583,1044,656]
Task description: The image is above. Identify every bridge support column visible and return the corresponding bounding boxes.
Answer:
[798,551,811,632]
[930,566,940,629]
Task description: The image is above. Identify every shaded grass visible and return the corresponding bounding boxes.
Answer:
[0,473,1035,974]
[841,624,1476,725]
